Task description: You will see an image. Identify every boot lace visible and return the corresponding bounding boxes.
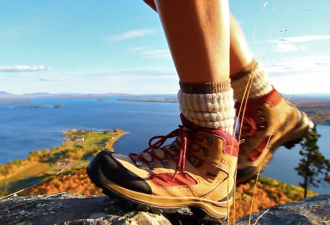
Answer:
[129,125,193,179]
[235,102,270,161]
[235,103,268,143]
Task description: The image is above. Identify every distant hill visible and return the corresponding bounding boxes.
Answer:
[283,93,330,102]
[0,91,131,99]
[2,90,330,101]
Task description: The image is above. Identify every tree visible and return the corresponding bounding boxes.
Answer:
[295,127,330,198]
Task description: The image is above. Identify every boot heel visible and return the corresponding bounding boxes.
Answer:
[283,138,303,149]
[190,207,227,224]
[283,118,314,150]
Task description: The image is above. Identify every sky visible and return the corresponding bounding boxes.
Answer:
[0,0,330,95]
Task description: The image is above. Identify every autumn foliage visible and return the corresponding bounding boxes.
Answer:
[230,176,317,221]
[20,168,103,196]
[293,101,330,125]
[0,149,53,179]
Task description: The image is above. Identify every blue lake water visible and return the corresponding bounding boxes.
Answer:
[0,96,329,194]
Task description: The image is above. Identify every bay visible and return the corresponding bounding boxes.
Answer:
[0,96,329,194]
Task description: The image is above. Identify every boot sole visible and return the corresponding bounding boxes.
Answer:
[236,111,314,185]
[86,156,229,224]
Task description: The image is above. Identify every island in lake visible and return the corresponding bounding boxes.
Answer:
[0,101,30,104]
[15,105,47,108]
[15,104,64,108]
[118,97,178,103]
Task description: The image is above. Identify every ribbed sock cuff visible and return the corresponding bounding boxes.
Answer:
[178,79,235,135]
[231,60,273,100]
[179,79,231,94]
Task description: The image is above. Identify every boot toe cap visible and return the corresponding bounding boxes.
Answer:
[87,150,152,194]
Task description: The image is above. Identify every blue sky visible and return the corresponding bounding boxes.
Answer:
[1,0,329,94]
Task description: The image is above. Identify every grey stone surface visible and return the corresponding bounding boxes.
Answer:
[236,194,330,225]
[0,192,171,225]
[0,192,329,225]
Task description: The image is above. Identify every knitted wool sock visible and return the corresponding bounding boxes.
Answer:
[231,59,273,101]
[178,79,235,135]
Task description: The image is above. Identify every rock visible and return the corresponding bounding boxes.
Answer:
[0,192,329,225]
[0,192,171,225]
[236,194,330,225]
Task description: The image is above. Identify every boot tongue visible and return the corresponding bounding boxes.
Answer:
[180,113,233,137]
[243,89,281,108]
[180,113,201,130]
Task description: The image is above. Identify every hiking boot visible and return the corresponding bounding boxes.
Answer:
[235,89,314,184]
[87,114,238,221]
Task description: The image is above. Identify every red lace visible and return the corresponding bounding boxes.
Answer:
[235,102,269,161]
[129,126,193,179]
[235,103,258,138]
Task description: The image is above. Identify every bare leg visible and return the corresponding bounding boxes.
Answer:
[153,0,230,83]
[229,14,254,76]
[143,0,254,78]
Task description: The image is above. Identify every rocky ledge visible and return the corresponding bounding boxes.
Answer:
[237,194,330,225]
[0,193,329,225]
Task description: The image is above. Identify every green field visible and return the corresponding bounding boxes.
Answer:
[0,129,126,196]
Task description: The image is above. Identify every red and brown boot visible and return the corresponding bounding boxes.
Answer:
[235,89,314,184]
[87,114,238,221]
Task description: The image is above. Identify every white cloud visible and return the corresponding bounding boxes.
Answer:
[272,43,297,52]
[106,29,154,42]
[141,49,171,59]
[59,76,68,80]
[126,48,171,59]
[261,55,330,74]
[270,35,330,43]
[38,76,70,82]
[261,56,330,94]
[262,2,269,10]
[75,68,177,77]
[142,50,169,55]
[0,65,52,73]
[127,47,147,51]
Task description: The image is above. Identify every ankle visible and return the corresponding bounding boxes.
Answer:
[178,79,235,135]
[231,60,273,101]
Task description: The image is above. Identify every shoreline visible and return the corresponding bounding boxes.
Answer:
[0,128,128,195]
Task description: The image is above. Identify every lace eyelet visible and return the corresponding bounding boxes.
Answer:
[192,158,200,167]
[200,147,209,157]
[204,136,213,146]
[162,158,170,168]
[207,172,217,177]
[169,145,176,151]
[135,159,143,168]
[148,161,156,170]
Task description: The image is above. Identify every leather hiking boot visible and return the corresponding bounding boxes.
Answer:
[87,114,238,221]
[235,89,314,184]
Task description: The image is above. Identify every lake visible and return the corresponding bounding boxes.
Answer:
[0,96,329,194]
